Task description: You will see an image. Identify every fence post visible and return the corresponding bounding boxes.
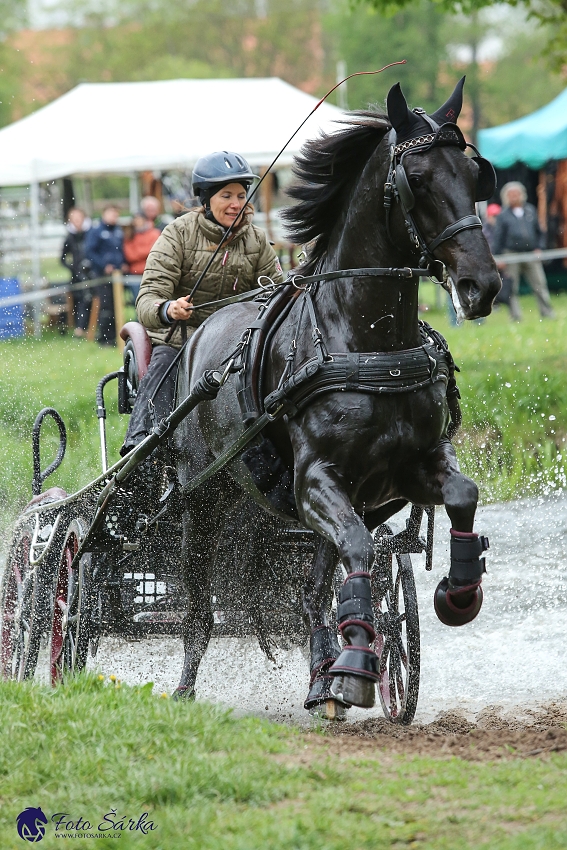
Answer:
[112,269,125,351]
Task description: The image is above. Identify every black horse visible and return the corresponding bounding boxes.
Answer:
[171,78,501,714]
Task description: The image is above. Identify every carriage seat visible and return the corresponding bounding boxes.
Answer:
[24,487,69,512]
[120,322,152,381]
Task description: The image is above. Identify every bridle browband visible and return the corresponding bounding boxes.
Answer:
[384,113,495,282]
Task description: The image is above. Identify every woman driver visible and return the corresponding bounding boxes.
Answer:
[122,150,284,455]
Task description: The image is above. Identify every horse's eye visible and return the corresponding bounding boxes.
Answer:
[409,174,424,189]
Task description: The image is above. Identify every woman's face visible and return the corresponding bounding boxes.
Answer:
[209,183,247,228]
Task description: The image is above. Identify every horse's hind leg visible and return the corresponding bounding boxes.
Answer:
[173,499,218,700]
[294,462,379,709]
[403,439,489,628]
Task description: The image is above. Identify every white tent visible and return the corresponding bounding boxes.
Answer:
[0,77,345,186]
[0,77,345,333]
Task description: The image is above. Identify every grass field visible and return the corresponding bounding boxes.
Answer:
[0,676,566,850]
[1,288,566,530]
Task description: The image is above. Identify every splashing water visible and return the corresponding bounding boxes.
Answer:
[83,492,567,724]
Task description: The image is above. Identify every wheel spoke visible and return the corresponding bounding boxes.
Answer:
[395,632,408,669]
[388,654,398,714]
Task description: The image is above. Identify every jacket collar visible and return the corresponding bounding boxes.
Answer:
[196,211,250,245]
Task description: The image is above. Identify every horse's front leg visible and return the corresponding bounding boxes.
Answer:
[295,460,379,709]
[302,537,345,717]
[403,439,489,627]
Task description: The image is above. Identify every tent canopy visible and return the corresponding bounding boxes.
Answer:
[478,88,567,170]
[0,77,345,186]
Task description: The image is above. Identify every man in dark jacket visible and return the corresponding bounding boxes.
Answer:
[60,207,91,337]
[84,204,126,344]
[492,182,554,320]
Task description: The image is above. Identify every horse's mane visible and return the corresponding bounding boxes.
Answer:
[282,110,390,267]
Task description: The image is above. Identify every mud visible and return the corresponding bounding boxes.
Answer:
[325,703,567,762]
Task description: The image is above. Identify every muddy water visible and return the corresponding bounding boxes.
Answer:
[87,492,567,724]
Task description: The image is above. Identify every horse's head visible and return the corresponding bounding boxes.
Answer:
[386,78,501,320]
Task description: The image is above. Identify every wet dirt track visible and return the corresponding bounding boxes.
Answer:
[86,491,567,749]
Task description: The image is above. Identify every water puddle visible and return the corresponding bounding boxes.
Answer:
[87,492,567,724]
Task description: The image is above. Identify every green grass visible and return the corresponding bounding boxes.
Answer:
[420,286,567,502]
[0,334,124,538]
[1,290,566,538]
[0,675,566,850]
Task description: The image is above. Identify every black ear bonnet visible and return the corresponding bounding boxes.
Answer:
[386,78,496,208]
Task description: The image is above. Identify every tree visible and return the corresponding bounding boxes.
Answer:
[357,0,567,69]
[0,0,28,126]
[55,0,327,94]
[324,0,565,131]
[324,0,452,114]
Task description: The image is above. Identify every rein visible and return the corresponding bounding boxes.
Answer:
[147,264,436,406]
[184,265,435,315]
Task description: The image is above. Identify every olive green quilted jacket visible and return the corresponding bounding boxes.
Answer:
[136,209,283,348]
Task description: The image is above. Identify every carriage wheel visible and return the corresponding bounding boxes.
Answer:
[373,550,420,724]
[49,519,93,685]
[0,526,42,680]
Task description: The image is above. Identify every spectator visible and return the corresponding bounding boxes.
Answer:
[84,204,127,345]
[482,203,501,253]
[123,212,161,275]
[140,195,162,229]
[60,207,92,338]
[492,182,555,321]
[483,203,512,310]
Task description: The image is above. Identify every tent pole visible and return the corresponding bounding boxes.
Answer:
[129,173,140,213]
[30,178,42,337]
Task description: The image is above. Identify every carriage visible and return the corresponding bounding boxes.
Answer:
[0,76,499,726]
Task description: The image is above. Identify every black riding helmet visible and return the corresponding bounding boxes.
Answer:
[192,151,256,207]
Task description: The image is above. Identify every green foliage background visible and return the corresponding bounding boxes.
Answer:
[1,0,566,132]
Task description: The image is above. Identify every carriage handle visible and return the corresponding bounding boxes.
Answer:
[96,371,121,473]
[32,408,67,496]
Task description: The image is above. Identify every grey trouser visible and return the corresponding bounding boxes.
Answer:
[505,259,554,320]
[122,344,179,452]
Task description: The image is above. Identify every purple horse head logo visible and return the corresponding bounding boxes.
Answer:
[16,807,48,842]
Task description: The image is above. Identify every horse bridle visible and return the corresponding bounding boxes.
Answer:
[384,112,496,281]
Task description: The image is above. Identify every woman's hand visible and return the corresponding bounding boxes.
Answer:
[167,295,194,320]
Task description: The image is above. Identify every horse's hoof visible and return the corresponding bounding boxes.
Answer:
[172,686,195,701]
[330,674,376,708]
[434,577,483,627]
[309,699,348,721]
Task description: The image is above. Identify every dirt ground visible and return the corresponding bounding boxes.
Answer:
[319,702,567,762]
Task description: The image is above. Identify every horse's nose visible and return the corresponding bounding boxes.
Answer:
[457,273,500,317]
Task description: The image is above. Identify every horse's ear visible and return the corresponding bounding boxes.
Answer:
[430,76,465,125]
[387,82,423,138]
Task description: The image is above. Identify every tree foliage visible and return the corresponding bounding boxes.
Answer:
[57,0,325,89]
[0,0,27,126]
[326,0,566,129]
[357,0,567,69]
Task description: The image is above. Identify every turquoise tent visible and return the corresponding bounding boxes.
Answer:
[478,88,567,169]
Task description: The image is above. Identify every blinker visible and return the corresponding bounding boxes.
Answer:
[472,155,496,203]
[394,164,414,210]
